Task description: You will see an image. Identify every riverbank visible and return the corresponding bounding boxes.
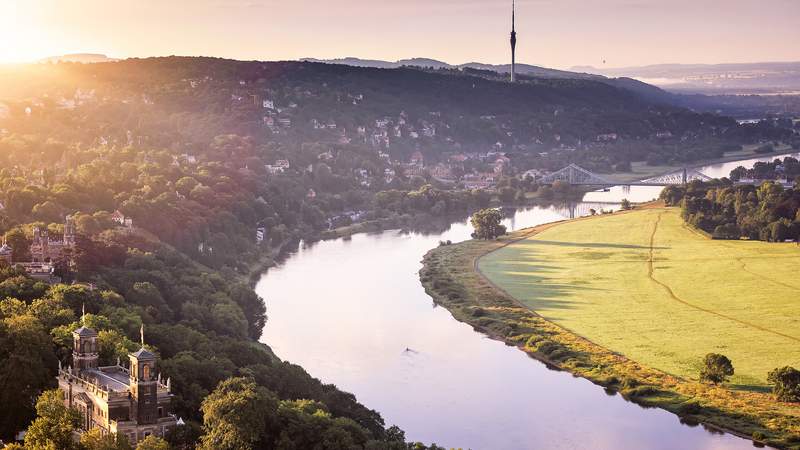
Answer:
[419,205,800,449]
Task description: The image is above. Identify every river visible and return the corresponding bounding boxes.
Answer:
[256,153,798,450]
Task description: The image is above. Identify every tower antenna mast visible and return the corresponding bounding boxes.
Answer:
[510,0,517,82]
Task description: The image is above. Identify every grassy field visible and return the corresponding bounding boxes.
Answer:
[478,207,800,389]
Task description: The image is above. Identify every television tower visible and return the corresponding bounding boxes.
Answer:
[510,0,517,82]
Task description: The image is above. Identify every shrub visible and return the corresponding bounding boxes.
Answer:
[767,366,800,402]
[533,340,561,355]
[549,348,576,361]
[626,385,659,398]
[620,377,640,390]
[677,400,703,415]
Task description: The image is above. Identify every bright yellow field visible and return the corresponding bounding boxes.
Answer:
[479,208,800,389]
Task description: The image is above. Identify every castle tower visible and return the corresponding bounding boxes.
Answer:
[129,326,158,424]
[510,0,517,83]
[73,325,99,371]
[64,215,76,246]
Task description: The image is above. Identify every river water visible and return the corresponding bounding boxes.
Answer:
[257,154,797,450]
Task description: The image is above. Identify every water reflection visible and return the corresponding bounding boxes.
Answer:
[256,156,784,449]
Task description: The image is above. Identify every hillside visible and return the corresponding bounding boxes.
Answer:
[2,55,788,176]
[304,57,800,117]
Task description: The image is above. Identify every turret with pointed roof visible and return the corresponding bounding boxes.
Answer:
[73,307,98,370]
[129,324,159,425]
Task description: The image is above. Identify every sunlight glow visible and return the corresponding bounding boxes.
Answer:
[0,3,49,63]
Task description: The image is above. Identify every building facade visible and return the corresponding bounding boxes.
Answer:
[57,325,177,445]
[30,216,76,262]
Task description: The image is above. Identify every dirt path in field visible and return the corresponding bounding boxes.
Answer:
[736,257,800,291]
[682,220,800,291]
[647,213,800,343]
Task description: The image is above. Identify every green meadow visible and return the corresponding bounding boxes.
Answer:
[478,208,800,389]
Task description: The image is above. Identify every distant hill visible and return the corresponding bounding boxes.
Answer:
[301,56,676,106]
[302,57,601,80]
[38,53,119,64]
[574,61,800,95]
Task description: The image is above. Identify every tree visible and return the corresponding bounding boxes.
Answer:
[175,177,200,197]
[24,390,81,450]
[712,223,740,240]
[4,227,30,262]
[767,366,800,402]
[470,209,506,240]
[499,187,517,203]
[729,166,747,181]
[98,329,139,365]
[620,199,632,211]
[198,377,278,450]
[80,427,133,450]
[699,353,734,384]
[274,399,368,449]
[0,314,59,440]
[136,435,171,450]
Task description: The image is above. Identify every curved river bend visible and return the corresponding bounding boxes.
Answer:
[257,154,797,450]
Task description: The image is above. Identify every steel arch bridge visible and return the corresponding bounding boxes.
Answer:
[639,168,712,185]
[539,164,612,185]
[539,164,711,186]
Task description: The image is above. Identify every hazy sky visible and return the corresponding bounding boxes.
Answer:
[1,0,798,68]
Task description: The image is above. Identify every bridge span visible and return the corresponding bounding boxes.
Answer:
[536,164,712,187]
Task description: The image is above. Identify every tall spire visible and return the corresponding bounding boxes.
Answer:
[510,0,517,83]
[81,303,85,326]
[140,323,145,346]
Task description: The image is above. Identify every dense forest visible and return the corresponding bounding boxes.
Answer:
[662,159,800,241]
[0,57,796,449]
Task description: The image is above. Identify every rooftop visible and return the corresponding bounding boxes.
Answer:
[85,367,130,392]
[130,347,156,360]
[74,326,98,337]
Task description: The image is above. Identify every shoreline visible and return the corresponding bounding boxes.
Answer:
[419,205,800,449]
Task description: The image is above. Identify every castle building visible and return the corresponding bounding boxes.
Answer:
[57,323,177,444]
[30,216,76,262]
[0,240,12,264]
